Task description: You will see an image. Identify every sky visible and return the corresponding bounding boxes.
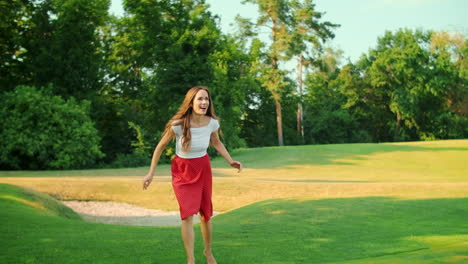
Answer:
[110,0,467,63]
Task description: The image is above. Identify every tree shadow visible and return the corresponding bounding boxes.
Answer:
[214,197,468,263]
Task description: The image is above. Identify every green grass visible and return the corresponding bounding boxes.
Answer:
[1,184,467,263]
[1,140,467,212]
[0,184,184,263]
[2,139,466,180]
[217,139,468,182]
[1,140,468,263]
[214,198,468,263]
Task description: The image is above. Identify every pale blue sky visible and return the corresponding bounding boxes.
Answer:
[110,0,467,63]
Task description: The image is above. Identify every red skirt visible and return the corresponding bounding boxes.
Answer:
[171,154,213,222]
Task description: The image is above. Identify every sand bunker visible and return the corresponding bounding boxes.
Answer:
[62,201,214,226]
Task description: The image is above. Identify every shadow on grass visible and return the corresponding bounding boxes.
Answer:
[214,197,468,263]
[210,141,468,169]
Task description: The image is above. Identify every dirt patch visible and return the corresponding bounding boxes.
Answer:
[61,200,214,226]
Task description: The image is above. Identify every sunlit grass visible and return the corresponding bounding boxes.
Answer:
[2,184,467,263]
[1,140,467,211]
[1,140,467,263]
[212,197,468,263]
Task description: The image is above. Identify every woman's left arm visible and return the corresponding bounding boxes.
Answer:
[210,131,242,172]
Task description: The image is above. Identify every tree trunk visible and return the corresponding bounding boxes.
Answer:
[271,18,284,146]
[394,111,401,141]
[296,102,303,137]
[296,53,304,140]
[275,99,284,146]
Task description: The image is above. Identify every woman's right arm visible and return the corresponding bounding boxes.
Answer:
[142,129,174,190]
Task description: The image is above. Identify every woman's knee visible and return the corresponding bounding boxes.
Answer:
[198,212,211,223]
[198,213,205,222]
[182,215,194,223]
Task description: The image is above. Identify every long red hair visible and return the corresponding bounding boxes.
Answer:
[163,86,219,151]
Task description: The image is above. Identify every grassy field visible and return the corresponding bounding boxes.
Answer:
[1,139,468,263]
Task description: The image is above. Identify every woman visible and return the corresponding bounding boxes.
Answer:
[142,86,242,264]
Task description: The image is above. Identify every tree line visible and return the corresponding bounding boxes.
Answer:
[1,0,466,170]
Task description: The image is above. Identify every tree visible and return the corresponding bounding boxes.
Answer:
[428,31,468,138]
[209,35,252,150]
[242,0,293,146]
[334,63,376,141]
[240,0,338,146]
[356,29,467,141]
[0,86,104,169]
[303,49,367,144]
[430,31,468,117]
[109,0,250,158]
[22,0,110,100]
[91,14,148,163]
[123,0,223,131]
[289,0,338,140]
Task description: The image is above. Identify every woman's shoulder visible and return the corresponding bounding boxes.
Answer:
[210,117,220,131]
[171,119,183,134]
[171,119,183,126]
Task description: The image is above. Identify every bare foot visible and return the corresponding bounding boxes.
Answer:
[204,251,217,264]
[206,255,217,264]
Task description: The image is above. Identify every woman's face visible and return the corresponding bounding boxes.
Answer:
[192,89,210,116]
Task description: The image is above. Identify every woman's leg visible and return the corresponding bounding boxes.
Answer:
[181,216,195,264]
[199,213,217,264]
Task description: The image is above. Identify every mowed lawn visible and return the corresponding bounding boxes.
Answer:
[1,140,468,263]
[1,140,467,211]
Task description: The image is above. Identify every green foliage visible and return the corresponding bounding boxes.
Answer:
[0,0,33,91]
[0,85,104,169]
[2,0,466,170]
[303,87,364,144]
[360,29,467,141]
[128,121,150,154]
[241,0,339,146]
[21,0,110,100]
[242,0,293,146]
[116,0,251,152]
[89,94,137,163]
[106,121,161,168]
[209,36,252,150]
[303,50,369,144]
[122,0,222,127]
[305,109,361,144]
[108,151,149,168]
[240,82,277,147]
[305,29,467,143]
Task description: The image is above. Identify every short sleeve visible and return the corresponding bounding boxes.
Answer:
[172,125,182,136]
[211,118,220,133]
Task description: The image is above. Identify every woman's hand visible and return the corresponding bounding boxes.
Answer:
[142,174,153,190]
[230,161,243,173]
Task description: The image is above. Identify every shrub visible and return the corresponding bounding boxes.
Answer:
[0,86,105,169]
[108,151,149,168]
[304,109,360,144]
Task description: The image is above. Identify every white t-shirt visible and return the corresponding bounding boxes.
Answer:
[172,118,220,159]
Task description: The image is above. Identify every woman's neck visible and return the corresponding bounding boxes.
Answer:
[190,113,207,125]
